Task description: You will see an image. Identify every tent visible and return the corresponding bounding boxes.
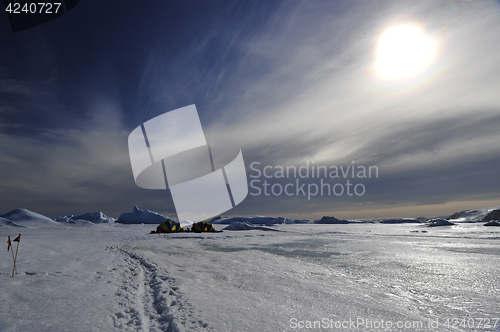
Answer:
[190,221,217,233]
[155,220,184,233]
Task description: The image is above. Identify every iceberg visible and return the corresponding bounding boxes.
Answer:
[427,218,455,227]
[55,211,115,224]
[314,216,350,224]
[210,215,293,225]
[116,206,176,224]
[484,221,500,227]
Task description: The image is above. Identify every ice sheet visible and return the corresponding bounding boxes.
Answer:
[1,223,499,331]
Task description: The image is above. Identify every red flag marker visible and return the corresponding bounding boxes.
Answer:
[13,234,20,242]
[7,236,11,251]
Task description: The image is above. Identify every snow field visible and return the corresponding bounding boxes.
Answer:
[1,222,499,331]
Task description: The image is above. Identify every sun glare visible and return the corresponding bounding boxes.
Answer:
[374,24,437,80]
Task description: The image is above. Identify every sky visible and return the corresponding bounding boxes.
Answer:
[1,0,500,221]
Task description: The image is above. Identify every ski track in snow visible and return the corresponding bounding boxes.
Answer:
[109,245,210,332]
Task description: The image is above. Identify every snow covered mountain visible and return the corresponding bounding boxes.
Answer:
[447,205,500,222]
[115,206,176,224]
[0,208,56,226]
[483,209,500,222]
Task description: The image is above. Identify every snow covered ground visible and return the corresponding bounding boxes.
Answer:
[1,222,499,332]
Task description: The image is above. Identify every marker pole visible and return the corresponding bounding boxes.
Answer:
[9,236,15,277]
[13,240,19,275]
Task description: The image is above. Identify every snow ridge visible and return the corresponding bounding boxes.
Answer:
[0,216,25,227]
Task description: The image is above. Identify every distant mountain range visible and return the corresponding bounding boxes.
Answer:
[0,204,499,227]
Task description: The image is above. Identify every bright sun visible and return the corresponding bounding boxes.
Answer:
[374,24,437,80]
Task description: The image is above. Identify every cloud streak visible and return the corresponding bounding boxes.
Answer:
[1,0,500,220]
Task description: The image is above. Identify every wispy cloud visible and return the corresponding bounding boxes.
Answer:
[0,97,175,218]
[1,0,500,220]
[202,0,500,217]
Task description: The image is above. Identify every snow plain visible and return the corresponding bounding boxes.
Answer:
[1,221,499,332]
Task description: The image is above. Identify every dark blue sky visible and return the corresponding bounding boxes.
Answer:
[1,0,500,220]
